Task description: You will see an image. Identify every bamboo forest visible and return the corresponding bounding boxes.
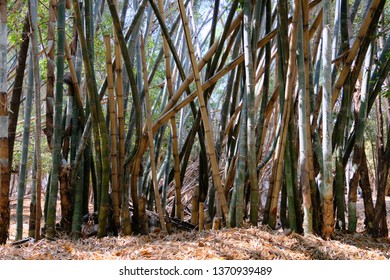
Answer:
[0,0,390,260]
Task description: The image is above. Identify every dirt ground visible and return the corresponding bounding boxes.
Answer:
[1,195,390,260]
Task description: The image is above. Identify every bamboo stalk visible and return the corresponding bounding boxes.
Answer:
[268,0,299,229]
[1,0,12,245]
[104,35,120,234]
[157,0,183,220]
[199,202,204,231]
[331,0,384,105]
[140,34,166,232]
[15,48,33,241]
[46,0,66,239]
[322,0,334,239]
[176,0,229,224]
[113,0,125,227]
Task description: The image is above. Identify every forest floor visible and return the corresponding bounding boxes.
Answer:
[1,196,390,260]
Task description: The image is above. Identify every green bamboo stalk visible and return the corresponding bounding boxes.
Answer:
[28,152,38,238]
[70,98,84,240]
[0,0,10,245]
[234,90,247,227]
[15,48,34,241]
[71,0,111,238]
[44,0,56,151]
[84,0,103,214]
[285,138,297,232]
[243,0,259,226]
[46,0,66,239]
[255,0,270,163]
[29,0,43,240]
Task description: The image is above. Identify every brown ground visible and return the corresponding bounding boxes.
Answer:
[0,196,390,260]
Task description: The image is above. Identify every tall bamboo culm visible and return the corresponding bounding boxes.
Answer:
[0,0,10,245]
[46,0,66,239]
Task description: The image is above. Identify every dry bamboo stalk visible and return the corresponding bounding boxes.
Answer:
[309,8,322,39]
[113,0,125,210]
[199,202,204,231]
[268,0,300,229]
[332,0,383,105]
[177,0,229,224]
[103,35,120,233]
[152,27,276,135]
[191,185,199,224]
[258,87,279,161]
[140,34,167,232]
[158,11,243,118]
[212,217,221,230]
[224,101,242,137]
[64,43,85,124]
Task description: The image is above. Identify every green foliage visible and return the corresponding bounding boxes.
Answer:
[7,2,27,46]
[383,86,390,97]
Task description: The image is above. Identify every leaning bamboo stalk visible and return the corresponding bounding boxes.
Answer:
[176,0,229,223]
[129,7,277,193]
[156,26,273,133]
[268,0,300,229]
[64,43,85,124]
[140,35,166,232]
[158,11,244,118]
[45,0,56,151]
[104,35,120,234]
[152,49,251,135]
[331,0,383,105]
